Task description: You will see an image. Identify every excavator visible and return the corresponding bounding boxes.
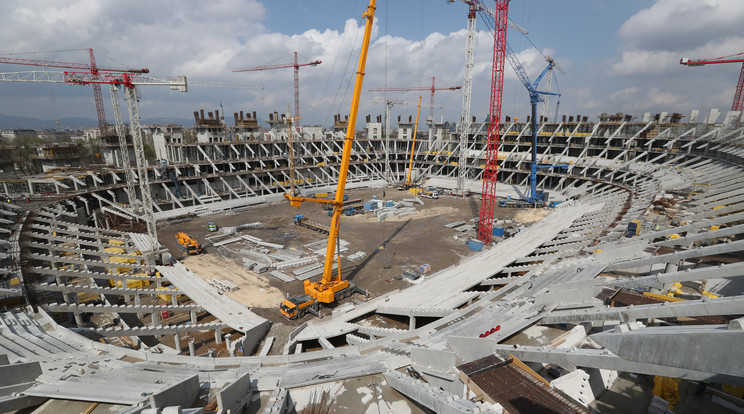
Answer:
[279,0,376,320]
[395,96,423,191]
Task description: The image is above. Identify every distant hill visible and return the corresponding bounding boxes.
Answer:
[0,113,195,129]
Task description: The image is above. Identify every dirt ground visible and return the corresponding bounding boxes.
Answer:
[157,187,531,351]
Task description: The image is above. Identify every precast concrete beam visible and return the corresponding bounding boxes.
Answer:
[606,239,744,271]
[548,262,744,294]
[486,344,744,385]
[542,295,744,324]
[592,321,744,378]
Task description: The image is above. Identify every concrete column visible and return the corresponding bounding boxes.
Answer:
[124,294,131,304]
[28,180,33,196]
[134,294,143,319]
[208,348,217,358]
[214,329,223,345]
[409,315,416,330]
[190,310,198,324]
[151,309,160,327]
[73,312,84,326]
[171,294,178,306]
[188,339,196,356]
[173,333,182,353]
[224,334,234,357]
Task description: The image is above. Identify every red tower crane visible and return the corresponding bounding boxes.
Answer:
[477,0,509,245]
[0,49,148,137]
[233,51,321,126]
[680,53,744,111]
[369,77,461,123]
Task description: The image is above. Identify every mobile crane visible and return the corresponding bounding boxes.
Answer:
[279,0,376,320]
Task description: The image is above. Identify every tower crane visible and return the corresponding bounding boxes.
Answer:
[372,99,420,181]
[448,0,529,195]
[476,0,509,244]
[279,0,376,320]
[0,70,188,251]
[680,52,744,111]
[0,48,147,139]
[369,77,460,125]
[471,1,566,243]
[234,51,321,127]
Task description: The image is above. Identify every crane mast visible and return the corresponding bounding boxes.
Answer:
[284,0,376,305]
[457,4,477,195]
[453,1,529,196]
[476,0,509,244]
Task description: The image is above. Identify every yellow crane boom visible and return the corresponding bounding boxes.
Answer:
[405,96,423,187]
[284,0,376,305]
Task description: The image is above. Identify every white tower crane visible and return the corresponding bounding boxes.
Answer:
[450,0,529,195]
[373,99,419,181]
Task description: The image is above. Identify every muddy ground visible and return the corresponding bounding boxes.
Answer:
[157,187,532,353]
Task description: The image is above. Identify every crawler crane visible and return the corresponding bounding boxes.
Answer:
[279,0,376,320]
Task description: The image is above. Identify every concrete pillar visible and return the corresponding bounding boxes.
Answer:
[171,294,178,306]
[73,311,84,326]
[214,329,223,345]
[124,294,131,304]
[173,333,182,354]
[134,294,143,318]
[190,310,198,324]
[188,339,196,356]
[224,334,234,357]
[151,309,160,327]
[409,315,416,330]
[28,180,33,196]
[209,348,217,358]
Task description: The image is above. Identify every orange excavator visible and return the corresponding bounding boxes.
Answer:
[279,0,376,320]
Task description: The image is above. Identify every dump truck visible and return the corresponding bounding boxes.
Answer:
[176,232,203,255]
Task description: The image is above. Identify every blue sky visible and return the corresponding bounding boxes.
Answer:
[0,0,741,128]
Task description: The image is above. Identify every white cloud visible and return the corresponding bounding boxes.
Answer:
[618,0,744,52]
[610,87,639,102]
[646,88,685,107]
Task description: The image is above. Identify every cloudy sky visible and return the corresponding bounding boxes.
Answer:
[0,0,742,128]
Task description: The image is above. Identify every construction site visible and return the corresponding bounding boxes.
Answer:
[0,1,743,413]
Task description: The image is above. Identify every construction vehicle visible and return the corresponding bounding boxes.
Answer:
[280,0,375,320]
[293,214,330,235]
[279,294,320,319]
[207,220,218,232]
[176,232,203,255]
[421,187,440,199]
